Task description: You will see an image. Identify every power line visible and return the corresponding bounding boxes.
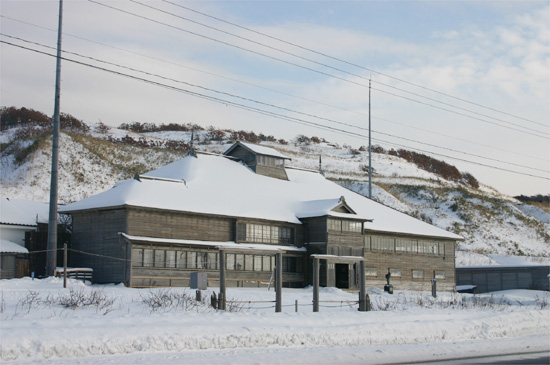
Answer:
[371,86,548,139]
[4,14,546,162]
[89,0,549,138]
[3,33,547,175]
[162,0,545,127]
[2,39,548,181]
[133,0,549,136]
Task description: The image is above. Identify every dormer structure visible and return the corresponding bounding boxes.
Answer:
[224,141,291,180]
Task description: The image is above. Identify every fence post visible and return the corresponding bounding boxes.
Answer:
[219,250,226,310]
[295,299,298,312]
[63,243,67,288]
[313,257,319,312]
[275,253,282,312]
[359,260,366,311]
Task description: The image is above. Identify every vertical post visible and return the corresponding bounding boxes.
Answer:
[46,0,64,277]
[313,257,319,312]
[295,299,298,312]
[63,243,67,288]
[219,250,226,310]
[368,78,372,199]
[359,260,366,311]
[275,253,282,312]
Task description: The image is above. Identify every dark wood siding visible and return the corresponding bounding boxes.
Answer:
[226,145,256,170]
[70,209,128,284]
[302,217,327,243]
[127,209,235,242]
[255,165,288,180]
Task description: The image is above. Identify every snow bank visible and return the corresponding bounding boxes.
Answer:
[0,278,548,363]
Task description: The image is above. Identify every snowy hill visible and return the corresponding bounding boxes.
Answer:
[1,119,548,267]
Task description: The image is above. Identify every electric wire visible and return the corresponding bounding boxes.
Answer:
[3,33,547,174]
[134,0,549,135]
[3,14,547,162]
[89,0,548,138]
[162,0,544,127]
[2,39,548,181]
[137,0,548,133]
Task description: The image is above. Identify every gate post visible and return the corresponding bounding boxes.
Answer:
[359,260,366,311]
[313,257,320,312]
[275,253,282,312]
[219,250,226,310]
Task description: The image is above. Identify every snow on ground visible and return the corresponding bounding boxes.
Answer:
[1,277,548,364]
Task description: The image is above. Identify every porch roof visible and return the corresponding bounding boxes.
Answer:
[119,233,306,253]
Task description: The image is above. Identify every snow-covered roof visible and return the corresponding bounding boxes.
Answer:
[0,198,50,226]
[0,240,29,254]
[120,233,306,253]
[295,198,369,221]
[60,153,462,240]
[224,141,290,159]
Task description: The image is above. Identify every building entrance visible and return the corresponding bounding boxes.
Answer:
[335,263,349,288]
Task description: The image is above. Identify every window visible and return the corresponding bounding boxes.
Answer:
[143,249,154,267]
[132,249,143,267]
[349,221,362,233]
[226,253,235,270]
[435,271,446,279]
[365,267,377,277]
[207,252,218,270]
[412,269,424,279]
[262,256,272,272]
[328,219,362,233]
[235,254,244,271]
[389,268,402,277]
[176,252,186,268]
[418,241,439,255]
[241,223,292,244]
[254,256,263,271]
[257,155,284,168]
[396,239,416,253]
[245,254,254,271]
[155,250,165,267]
[328,219,341,231]
[166,250,176,268]
[371,236,394,252]
[187,252,196,269]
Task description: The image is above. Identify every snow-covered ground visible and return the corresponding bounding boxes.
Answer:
[1,277,548,364]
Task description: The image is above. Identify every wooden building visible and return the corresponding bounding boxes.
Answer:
[60,142,462,291]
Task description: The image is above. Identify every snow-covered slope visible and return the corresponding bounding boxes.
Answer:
[1,125,548,266]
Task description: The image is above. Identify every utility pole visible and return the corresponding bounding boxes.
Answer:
[46,0,64,276]
[368,78,372,199]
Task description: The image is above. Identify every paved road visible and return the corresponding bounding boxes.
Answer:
[405,351,550,364]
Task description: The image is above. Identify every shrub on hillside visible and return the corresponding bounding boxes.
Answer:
[461,172,479,189]
[94,122,111,134]
[229,130,260,143]
[206,126,226,141]
[0,106,51,130]
[515,194,550,204]
[60,113,90,133]
[389,149,462,182]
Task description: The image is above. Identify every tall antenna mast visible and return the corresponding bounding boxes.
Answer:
[46,0,64,276]
[368,78,372,199]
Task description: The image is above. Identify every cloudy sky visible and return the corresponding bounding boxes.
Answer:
[1,0,549,196]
